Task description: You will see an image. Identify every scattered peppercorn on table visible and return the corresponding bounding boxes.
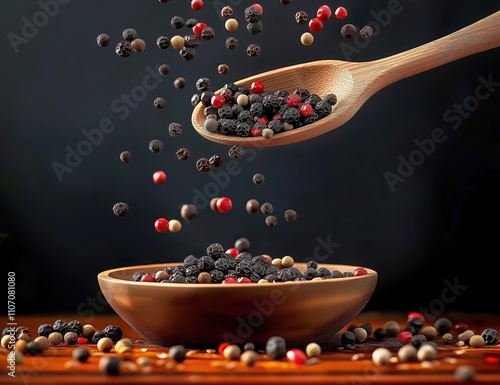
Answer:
[2,312,499,384]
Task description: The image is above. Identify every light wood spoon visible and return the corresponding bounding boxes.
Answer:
[191,11,499,147]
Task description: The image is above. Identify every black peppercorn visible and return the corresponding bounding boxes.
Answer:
[37,324,54,338]
[53,320,69,336]
[170,16,185,29]
[67,320,83,337]
[228,145,244,159]
[122,28,137,41]
[119,151,132,163]
[115,41,131,57]
[360,25,373,40]
[148,139,163,153]
[179,47,195,61]
[218,64,230,74]
[103,325,123,343]
[99,356,120,376]
[26,341,43,355]
[225,36,238,49]
[373,327,387,341]
[201,26,215,40]
[96,33,110,47]
[260,202,273,215]
[341,24,357,38]
[196,77,212,92]
[154,97,166,109]
[196,158,212,172]
[112,202,129,217]
[73,347,90,362]
[247,21,263,35]
[284,209,297,222]
[168,122,183,136]
[169,345,187,362]
[185,18,198,28]
[209,155,224,167]
[265,215,278,228]
[91,331,107,344]
[246,43,261,57]
[244,6,261,23]
[341,331,357,347]
[176,148,190,160]
[158,63,171,76]
[295,11,308,24]
[266,336,286,360]
[157,36,170,49]
[173,77,186,89]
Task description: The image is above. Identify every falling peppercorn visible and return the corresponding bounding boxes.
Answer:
[113,202,129,217]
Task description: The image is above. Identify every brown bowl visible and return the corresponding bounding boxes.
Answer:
[98,263,377,349]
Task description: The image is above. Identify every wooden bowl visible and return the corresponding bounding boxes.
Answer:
[98,263,377,349]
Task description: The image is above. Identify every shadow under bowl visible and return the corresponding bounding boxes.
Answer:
[98,263,377,349]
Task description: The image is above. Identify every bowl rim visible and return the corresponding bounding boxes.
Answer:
[98,262,377,289]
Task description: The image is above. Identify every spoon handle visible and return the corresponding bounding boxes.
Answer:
[369,11,500,87]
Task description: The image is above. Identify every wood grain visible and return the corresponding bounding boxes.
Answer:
[2,312,499,384]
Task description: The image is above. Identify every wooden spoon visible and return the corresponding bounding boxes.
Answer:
[191,11,499,147]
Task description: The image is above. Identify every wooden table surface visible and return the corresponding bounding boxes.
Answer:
[2,311,499,384]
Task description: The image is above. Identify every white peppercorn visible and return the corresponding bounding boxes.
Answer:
[372,347,392,366]
[305,342,321,358]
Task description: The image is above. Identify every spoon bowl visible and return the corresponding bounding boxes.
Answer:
[191,11,499,147]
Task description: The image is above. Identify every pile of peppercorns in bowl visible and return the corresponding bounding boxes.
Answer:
[97,239,377,348]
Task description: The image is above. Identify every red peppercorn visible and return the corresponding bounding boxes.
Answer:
[308,17,323,33]
[286,93,301,107]
[407,312,426,322]
[78,337,88,344]
[300,103,313,116]
[218,342,230,355]
[191,0,203,11]
[272,113,282,120]
[250,80,264,94]
[226,247,239,257]
[316,5,332,22]
[353,267,368,276]
[222,277,238,284]
[152,170,167,185]
[454,322,469,334]
[286,348,307,365]
[397,331,413,344]
[485,356,500,364]
[216,197,233,213]
[237,277,251,283]
[335,6,348,19]
[141,273,156,282]
[251,3,263,14]
[250,126,262,137]
[256,117,269,125]
[193,22,207,37]
[211,94,226,108]
[154,218,169,232]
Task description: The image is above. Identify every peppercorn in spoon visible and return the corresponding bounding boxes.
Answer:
[191,11,499,147]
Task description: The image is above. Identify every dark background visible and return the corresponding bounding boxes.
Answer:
[1,1,499,318]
